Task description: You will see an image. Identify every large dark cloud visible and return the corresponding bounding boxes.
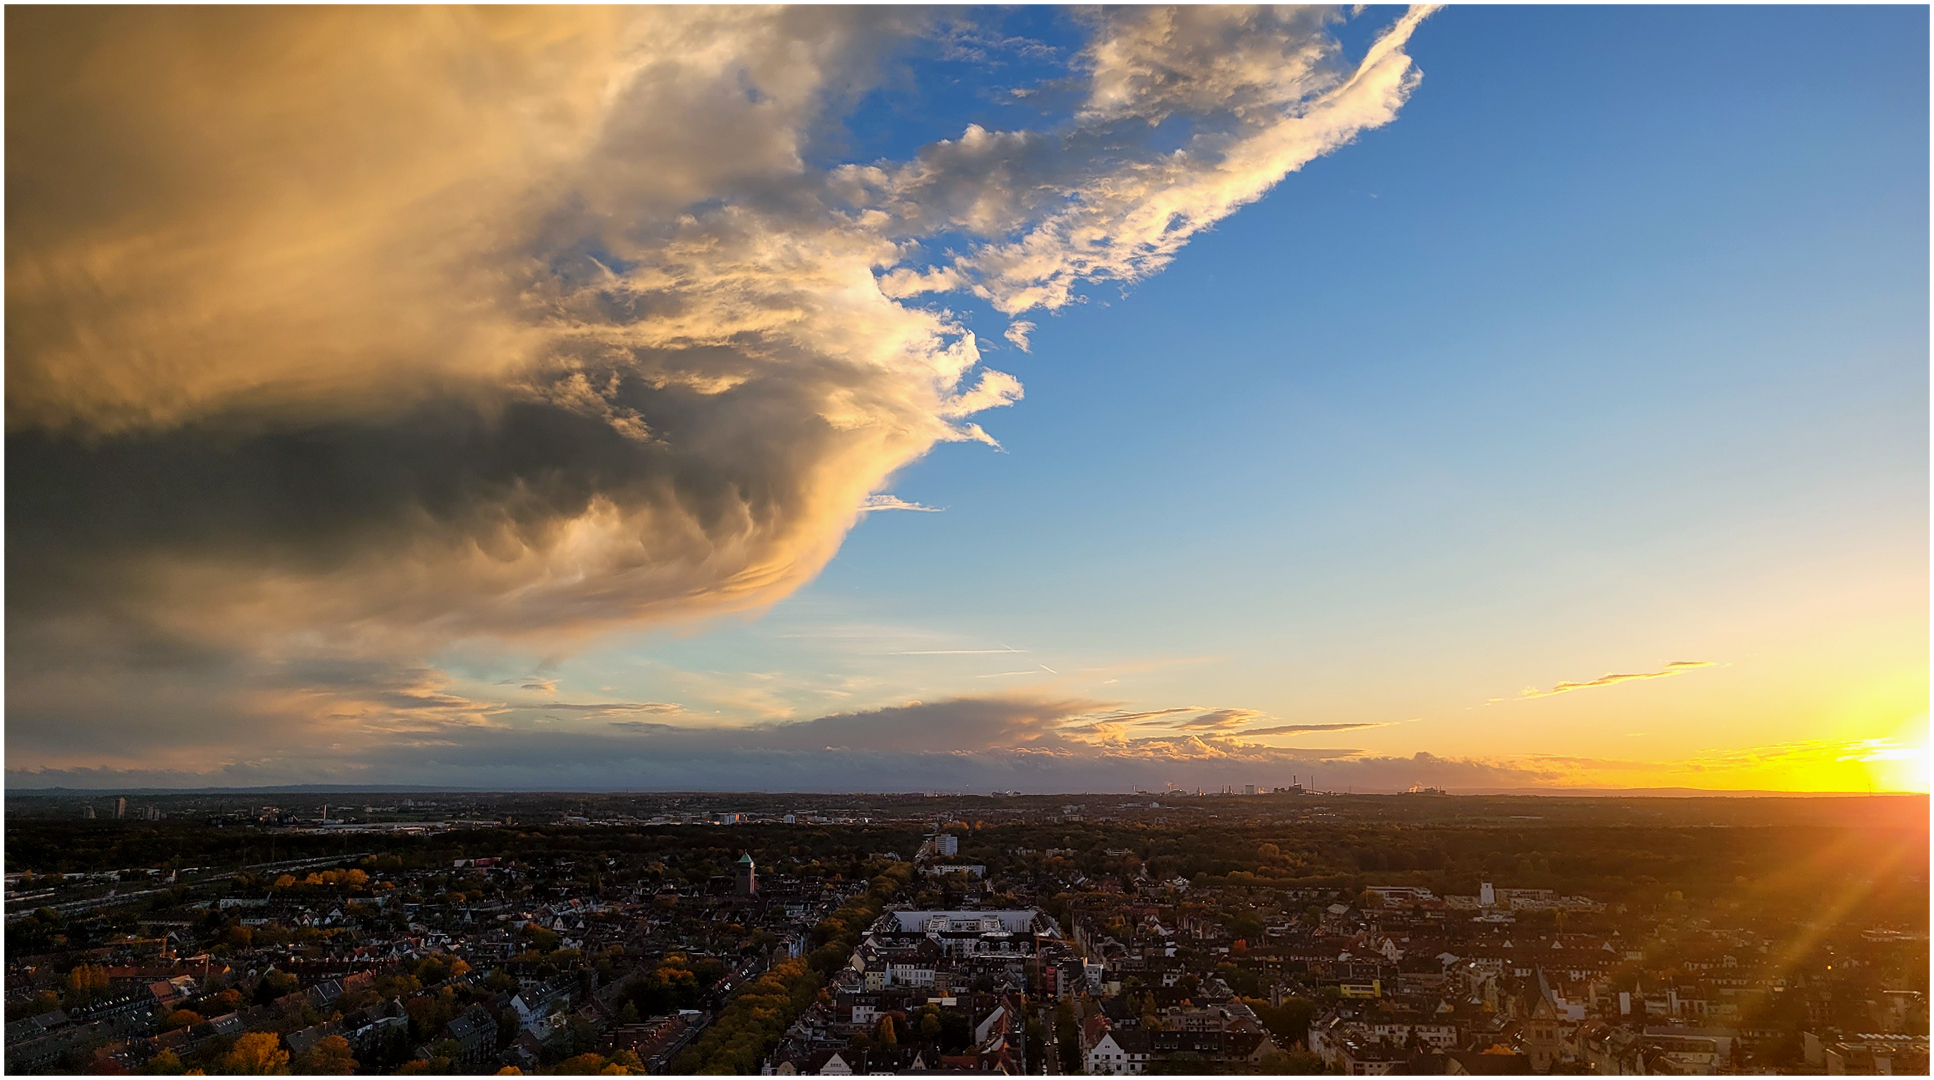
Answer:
[6,7,1436,784]
[9,363,890,636]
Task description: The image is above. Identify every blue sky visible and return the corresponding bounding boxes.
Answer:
[533,5,1928,787]
[9,6,1926,792]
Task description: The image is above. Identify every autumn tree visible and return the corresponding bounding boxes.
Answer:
[66,963,111,1004]
[292,1035,356,1075]
[219,1032,290,1075]
[549,1052,618,1074]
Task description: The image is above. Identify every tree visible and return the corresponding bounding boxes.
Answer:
[253,970,299,1005]
[219,1032,290,1075]
[66,963,111,1004]
[144,1050,186,1075]
[373,971,422,1001]
[9,990,62,1022]
[1277,1049,1328,1073]
[1242,997,1318,1051]
[550,1051,641,1075]
[292,1035,356,1075]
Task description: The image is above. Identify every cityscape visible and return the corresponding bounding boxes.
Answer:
[5,4,1927,1076]
[4,790,1927,1074]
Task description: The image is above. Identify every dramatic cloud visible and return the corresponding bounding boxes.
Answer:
[875,5,1437,313]
[6,7,1437,782]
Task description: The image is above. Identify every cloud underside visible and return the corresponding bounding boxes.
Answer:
[0,685,1562,790]
[6,692,1904,794]
[5,6,1435,775]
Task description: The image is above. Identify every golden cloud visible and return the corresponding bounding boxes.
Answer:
[1499,660,1716,702]
[6,7,1437,774]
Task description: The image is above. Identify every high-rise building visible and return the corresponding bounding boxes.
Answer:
[1480,881,1496,908]
[84,804,95,820]
[115,797,127,820]
[1243,784,1258,796]
[735,852,758,896]
[936,833,959,857]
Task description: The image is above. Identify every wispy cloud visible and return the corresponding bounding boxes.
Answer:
[533,701,684,716]
[890,647,1026,655]
[1242,722,1392,736]
[1171,708,1269,730]
[1090,707,1195,724]
[1496,661,1716,703]
[860,494,944,513]
[1090,708,1387,738]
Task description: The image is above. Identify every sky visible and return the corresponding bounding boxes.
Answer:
[6,5,1927,795]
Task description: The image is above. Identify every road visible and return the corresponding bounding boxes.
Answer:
[5,852,374,924]
[1040,1004,1062,1074]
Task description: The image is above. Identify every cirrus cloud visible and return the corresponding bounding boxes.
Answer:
[1495,660,1717,703]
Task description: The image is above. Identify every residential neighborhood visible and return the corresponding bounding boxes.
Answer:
[4,790,1925,1074]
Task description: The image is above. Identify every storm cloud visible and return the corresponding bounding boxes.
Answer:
[7,7,1437,783]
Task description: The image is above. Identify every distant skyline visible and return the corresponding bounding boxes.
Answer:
[7,6,1927,794]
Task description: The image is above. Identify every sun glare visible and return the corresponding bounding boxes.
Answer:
[1869,713,1932,792]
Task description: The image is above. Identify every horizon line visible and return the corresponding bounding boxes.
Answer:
[4,784,1925,799]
